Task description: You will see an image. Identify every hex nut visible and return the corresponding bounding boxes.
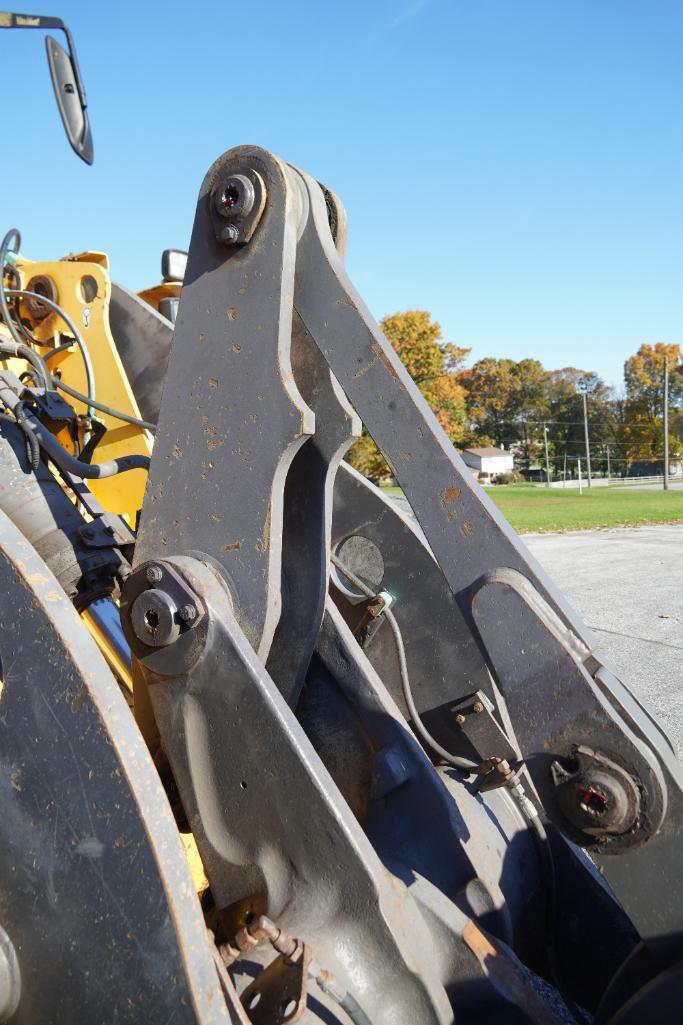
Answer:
[219,224,240,245]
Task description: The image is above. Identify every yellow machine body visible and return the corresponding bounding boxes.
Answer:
[9,252,151,524]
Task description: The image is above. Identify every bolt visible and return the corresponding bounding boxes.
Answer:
[221,185,240,209]
[214,173,256,220]
[577,783,608,817]
[218,224,240,245]
[473,700,484,714]
[178,604,197,623]
[146,565,163,584]
[454,713,466,725]
[130,588,180,648]
[104,524,115,537]
[550,751,640,837]
[82,527,94,541]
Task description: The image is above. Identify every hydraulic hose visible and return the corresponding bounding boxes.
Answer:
[52,375,156,431]
[0,416,122,607]
[0,337,51,391]
[0,382,149,478]
[331,552,479,773]
[4,288,96,415]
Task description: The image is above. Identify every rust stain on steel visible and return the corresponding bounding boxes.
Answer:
[460,521,474,537]
[208,378,219,389]
[463,920,563,1025]
[352,354,378,380]
[440,485,462,523]
[222,541,242,552]
[371,341,399,380]
[232,344,242,353]
[71,685,87,714]
[227,307,237,320]
[335,296,357,310]
[441,487,461,505]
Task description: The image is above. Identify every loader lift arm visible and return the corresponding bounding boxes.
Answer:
[114,147,683,1022]
[1,142,682,1024]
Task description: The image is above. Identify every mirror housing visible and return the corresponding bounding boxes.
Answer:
[45,35,93,165]
[0,12,93,164]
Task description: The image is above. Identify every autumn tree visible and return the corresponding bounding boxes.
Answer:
[347,310,470,479]
[622,343,683,464]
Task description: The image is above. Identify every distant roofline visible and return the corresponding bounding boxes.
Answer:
[463,446,512,458]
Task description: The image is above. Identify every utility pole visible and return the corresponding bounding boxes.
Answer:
[578,457,583,495]
[543,424,551,488]
[664,355,669,491]
[606,446,611,484]
[563,452,567,487]
[582,389,592,488]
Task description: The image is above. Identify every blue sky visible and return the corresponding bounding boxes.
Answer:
[2,0,682,390]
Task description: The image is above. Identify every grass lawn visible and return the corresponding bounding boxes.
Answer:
[381,483,683,533]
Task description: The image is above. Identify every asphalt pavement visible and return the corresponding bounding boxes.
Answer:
[392,494,682,754]
[525,525,683,755]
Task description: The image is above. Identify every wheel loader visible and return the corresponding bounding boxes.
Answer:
[0,11,681,1025]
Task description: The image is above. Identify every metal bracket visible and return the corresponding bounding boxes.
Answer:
[240,946,311,1025]
[77,511,136,548]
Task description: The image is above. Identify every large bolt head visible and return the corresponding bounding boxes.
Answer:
[214,174,255,221]
[130,588,180,648]
[552,757,640,837]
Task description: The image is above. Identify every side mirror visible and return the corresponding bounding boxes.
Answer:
[45,35,93,165]
[0,12,93,164]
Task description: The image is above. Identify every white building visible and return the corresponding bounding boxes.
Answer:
[461,446,514,483]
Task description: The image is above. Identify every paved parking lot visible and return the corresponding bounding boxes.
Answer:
[525,525,683,755]
[391,495,682,755]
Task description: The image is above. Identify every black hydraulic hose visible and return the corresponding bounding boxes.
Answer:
[0,335,51,392]
[0,383,149,479]
[331,553,479,773]
[52,375,156,431]
[0,232,63,392]
[314,972,374,1025]
[24,410,150,478]
[4,288,96,412]
[14,400,40,470]
[2,230,152,432]
[44,341,74,361]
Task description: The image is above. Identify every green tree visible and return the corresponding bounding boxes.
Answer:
[545,368,618,478]
[346,310,470,479]
[463,357,549,470]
